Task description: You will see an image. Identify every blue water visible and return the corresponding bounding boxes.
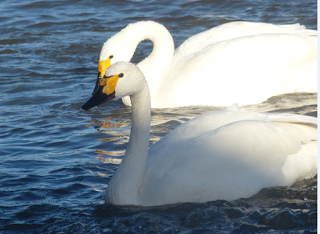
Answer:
[0,0,317,233]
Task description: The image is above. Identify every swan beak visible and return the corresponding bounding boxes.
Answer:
[92,58,112,95]
[82,74,120,110]
[82,85,115,110]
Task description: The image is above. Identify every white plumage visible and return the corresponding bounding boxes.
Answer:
[99,21,317,108]
[83,62,317,206]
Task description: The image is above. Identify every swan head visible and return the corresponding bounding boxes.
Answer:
[92,27,138,95]
[98,28,137,77]
[82,62,146,110]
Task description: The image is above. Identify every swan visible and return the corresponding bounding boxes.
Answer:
[94,21,317,108]
[82,62,317,206]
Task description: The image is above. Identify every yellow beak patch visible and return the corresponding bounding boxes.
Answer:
[100,74,121,95]
[98,56,112,78]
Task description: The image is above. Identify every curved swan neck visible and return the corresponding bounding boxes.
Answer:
[126,21,175,90]
[134,22,174,63]
[105,85,151,205]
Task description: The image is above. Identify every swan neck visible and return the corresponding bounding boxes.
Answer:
[132,22,174,91]
[130,87,152,147]
[106,86,151,205]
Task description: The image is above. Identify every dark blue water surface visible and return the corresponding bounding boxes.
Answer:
[0,0,317,233]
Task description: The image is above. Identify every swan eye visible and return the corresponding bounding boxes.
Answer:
[119,73,124,78]
[109,55,114,59]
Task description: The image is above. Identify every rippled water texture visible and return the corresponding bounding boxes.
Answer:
[0,0,318,233]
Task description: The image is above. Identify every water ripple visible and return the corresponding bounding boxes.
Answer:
[0,0,317,233]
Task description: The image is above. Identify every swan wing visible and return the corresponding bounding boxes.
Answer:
[157,33,317,107]
[173,21,310,63]
[141,111,317,205]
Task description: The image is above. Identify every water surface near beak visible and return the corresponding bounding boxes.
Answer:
[0,0,317,233]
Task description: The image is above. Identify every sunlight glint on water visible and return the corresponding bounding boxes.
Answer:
[0,0,317,233]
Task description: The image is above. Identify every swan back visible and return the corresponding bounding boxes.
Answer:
[155,32,317,107]
[173,22,310,61]
[142,109,317,204]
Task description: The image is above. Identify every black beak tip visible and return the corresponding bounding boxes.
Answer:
[81,102,91,111]
[81,96,97,111]
[81,89,115,111]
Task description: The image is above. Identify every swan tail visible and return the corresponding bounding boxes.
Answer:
[268,115,318,184]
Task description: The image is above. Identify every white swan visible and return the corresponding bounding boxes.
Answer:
[82,62,317,206]
[95,21,317,108]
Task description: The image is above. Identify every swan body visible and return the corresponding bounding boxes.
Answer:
[82,62,317,206]
[98,21,317,108]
